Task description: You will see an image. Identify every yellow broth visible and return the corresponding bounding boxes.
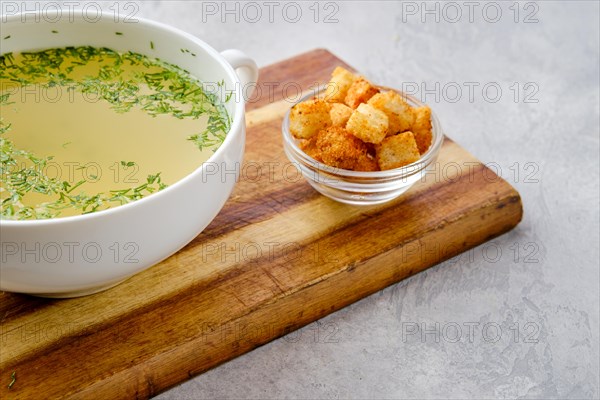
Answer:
[0,47,230,220]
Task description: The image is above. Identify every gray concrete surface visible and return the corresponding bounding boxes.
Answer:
[151,1,599,398]
[13,1,595,398]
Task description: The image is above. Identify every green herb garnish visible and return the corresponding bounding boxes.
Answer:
[0,46,228,132]
[0,123,169,219]
[8,371,16,389]
[0,46,230,220]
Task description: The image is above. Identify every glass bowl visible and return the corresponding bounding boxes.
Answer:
[281,88,444,205]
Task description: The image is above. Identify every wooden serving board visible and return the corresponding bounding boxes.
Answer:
[0,49,522,399]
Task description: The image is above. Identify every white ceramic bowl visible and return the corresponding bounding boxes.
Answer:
[0,11,258,297]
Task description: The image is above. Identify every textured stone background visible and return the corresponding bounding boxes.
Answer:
[20,1,596,398]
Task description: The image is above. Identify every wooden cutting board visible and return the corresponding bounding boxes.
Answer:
[0,49,522,399]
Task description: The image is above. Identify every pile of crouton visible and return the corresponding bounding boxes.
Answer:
[289,67,433,171]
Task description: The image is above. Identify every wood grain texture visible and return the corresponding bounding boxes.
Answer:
[0,49,522,399]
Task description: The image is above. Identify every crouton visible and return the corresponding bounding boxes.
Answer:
[315,126,373,171]
[411,106,433,154]
[324,66,355,103]
[289,98,332,139]
[344,77,379,108]
[367,91,415,135]
[330,103,353,127]
[354,154,380,172]
[376,131,421,170]
[346,103,389,144]
[299,135,322,162]
[289,66,433,172]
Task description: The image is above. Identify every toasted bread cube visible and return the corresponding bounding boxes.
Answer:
[299,135,322,162]
[316,127,373,171]
[376,131,421,170]
[344,77,379,108]
[289,98,332,139]
[330,103,353,127]
[411,106,433,154]
[324,67,355,102]
[346,103,389,144]
[354,154,380,172]
[367,91,415,135]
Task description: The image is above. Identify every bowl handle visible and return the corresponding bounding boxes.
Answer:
[221,49,259,98]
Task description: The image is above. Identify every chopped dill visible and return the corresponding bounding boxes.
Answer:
[188,131,225,151]
[0,46,229,132]
[115,32,123,36]
[150,41,155,50]
[0,46,230,220]
[0,92,12,104]
[8,371,16,389]
[0,123,169,220]
[52,30,58,34]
